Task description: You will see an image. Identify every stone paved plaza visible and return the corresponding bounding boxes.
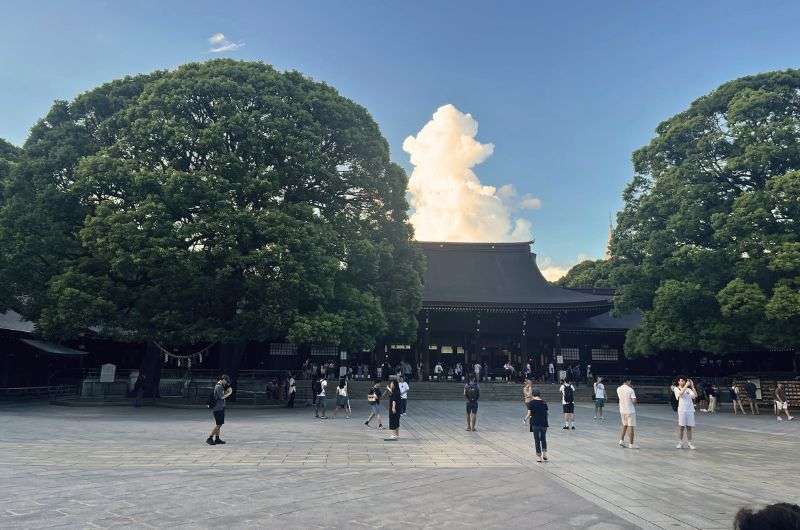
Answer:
[1,398,799,529]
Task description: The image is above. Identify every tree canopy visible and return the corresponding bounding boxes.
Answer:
[610,70,800,356]
[0,60,423,350]
[555,258,615,289]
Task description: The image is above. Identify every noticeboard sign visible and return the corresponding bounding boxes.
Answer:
[99,363,117,383]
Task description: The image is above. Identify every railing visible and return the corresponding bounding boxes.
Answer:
[0,385,78,400]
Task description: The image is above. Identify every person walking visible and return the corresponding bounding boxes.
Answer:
[774,383,794,422]
[287,373,296,408]
[314,374,328,419]
[730,384,746,415]
[464,375,480,431]
[706,382,718,414]
[745,380,760,415]
[398,375,410,415]
[206,374,232,445]
[593,376,606,421]
[560,379,576,429]
[332,377,350,419]
[617,377,638,449]
[385,379,402,441]
[133,371,145,408]
[364,381,384,429]
[525,389,549,463]
[674,377,697,449]
[548,362,555,383]
[474,361,482,383]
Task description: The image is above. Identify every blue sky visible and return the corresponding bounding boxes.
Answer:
[2,1,800,275]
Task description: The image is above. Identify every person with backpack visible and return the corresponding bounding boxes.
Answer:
[560,379,576,430]
[745,380,760,414]
[206,374,232,445]
[314,375,328,419]
[364,381,384,429]
[464,375,480,431]
[525,388,549,463]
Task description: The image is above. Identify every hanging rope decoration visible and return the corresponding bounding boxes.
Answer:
[154,341,216,368]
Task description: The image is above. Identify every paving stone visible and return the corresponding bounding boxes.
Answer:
[1,400,798,528]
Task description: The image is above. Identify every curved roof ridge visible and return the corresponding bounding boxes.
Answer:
[414,241,612,309]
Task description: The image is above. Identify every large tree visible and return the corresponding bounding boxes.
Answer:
[556,258,615,289]
[612,70,800,357]
[0,60,422,352]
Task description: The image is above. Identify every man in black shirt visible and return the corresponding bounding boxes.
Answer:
[526,389,549,463]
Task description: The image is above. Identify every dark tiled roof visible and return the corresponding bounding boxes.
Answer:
[20,338,88,356]
[564,309,643,331]
[415,241,612,310]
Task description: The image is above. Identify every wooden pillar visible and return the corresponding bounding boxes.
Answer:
[520,312,528,366]
[554,313,562,366]
[421,311,430,380]
[474,312,482,371]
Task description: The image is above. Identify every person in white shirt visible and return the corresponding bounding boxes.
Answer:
[434,362,443,379]
[559,379,576,429]
[548,362,555,383]
[474,362,482,381]
[398,376,410,415]
[593,376,606,420]
[674,377,697,449]
[617,377,638,448]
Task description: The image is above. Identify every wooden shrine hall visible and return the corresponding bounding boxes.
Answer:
[411,241,635,376]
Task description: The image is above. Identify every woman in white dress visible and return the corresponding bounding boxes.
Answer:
[674,377,697,449]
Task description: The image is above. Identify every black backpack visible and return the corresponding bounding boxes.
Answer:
[312,379,322,395]
[465,383,479,401]
[207,388,217,409]
[563,385,574,403]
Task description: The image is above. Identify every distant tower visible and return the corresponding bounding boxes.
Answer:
[604,214,613,260]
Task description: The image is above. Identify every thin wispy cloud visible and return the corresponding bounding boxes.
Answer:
[208,33,244,53]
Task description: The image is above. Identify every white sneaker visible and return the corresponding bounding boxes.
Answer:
[788,416,794,421]
[618,440,626,448]
[593,416,597,420]
[629,444,640,449]
[676,442,684,449]
[687,443,696,450]
[778,417,783,422]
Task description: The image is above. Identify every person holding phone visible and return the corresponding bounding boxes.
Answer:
[674,376,697,449]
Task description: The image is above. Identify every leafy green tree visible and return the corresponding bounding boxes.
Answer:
[556,259,614,289]
[1,60,422,353]
[612,70,800,356]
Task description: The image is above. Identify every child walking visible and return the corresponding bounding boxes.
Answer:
[525,389,549,462]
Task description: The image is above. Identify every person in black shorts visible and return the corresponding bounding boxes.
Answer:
[745,381,760,415]
[207,374,232,445]
[464,375,480,431]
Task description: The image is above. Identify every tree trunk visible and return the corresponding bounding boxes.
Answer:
[219,342,247,401]
[142,341,162,398]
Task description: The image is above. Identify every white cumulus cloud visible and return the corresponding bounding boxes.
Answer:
[403,104,535,242]
[537,254,592,282]
[208,33,244,53]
